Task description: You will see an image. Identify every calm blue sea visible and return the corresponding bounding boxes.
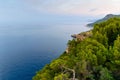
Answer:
[0,23,90,80]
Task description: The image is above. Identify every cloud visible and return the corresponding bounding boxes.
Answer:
[11,0,120,16]
[89,8,98,12]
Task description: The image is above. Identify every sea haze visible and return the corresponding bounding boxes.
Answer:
[0,23,91,80]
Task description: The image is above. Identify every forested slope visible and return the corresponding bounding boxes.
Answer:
[33,18,120,80]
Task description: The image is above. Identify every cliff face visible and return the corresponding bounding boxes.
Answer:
[71,30,92,41]
[33,18,120,80]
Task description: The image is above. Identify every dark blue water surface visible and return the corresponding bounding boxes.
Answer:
[0,23,90,80]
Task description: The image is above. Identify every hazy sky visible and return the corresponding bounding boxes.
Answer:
[0,0,120,24]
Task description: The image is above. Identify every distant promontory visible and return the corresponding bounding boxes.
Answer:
[87,14,120,27]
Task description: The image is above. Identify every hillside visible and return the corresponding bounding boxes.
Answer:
[33,18,120,80]
[87,14,120,27]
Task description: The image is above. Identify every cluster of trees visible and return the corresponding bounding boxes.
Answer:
[33,18,120,80]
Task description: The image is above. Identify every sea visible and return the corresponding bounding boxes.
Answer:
[0,23,91,80]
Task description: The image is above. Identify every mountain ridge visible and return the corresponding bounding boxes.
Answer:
[87,14,120,27]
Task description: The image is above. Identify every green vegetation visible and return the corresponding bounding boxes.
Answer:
[33,18,120,80]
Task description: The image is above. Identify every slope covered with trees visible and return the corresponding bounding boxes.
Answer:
[33,18,120,80]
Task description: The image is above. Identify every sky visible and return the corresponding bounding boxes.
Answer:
[0,0,120,24]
